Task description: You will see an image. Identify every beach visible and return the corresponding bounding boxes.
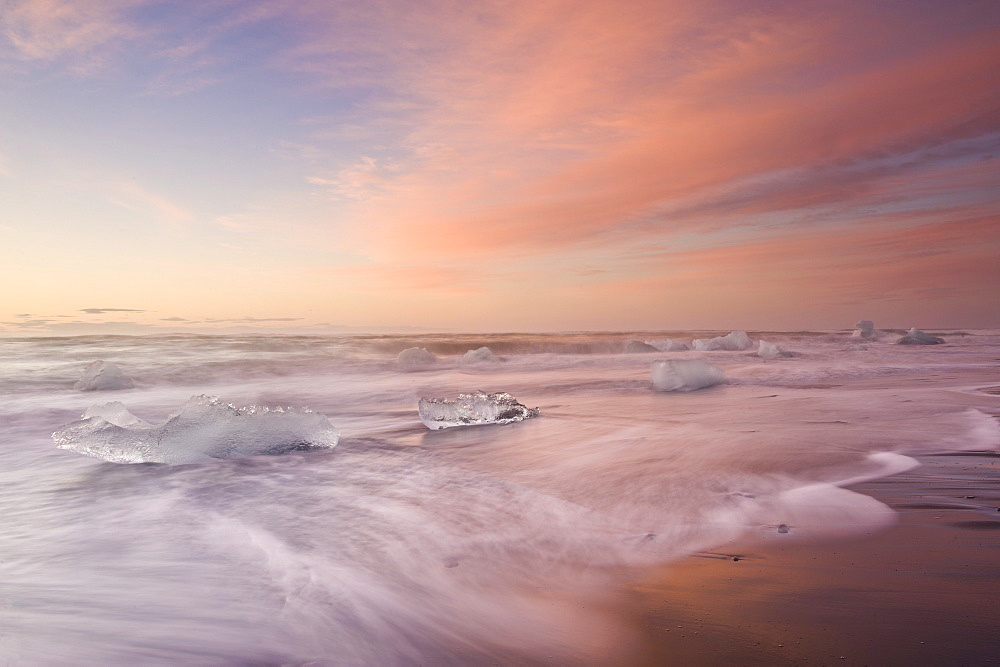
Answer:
[1,330,997,663]
[634,450,1000,665]
[632,373,1000,666]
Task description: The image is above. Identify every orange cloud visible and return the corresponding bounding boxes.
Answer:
[290,1,999,273]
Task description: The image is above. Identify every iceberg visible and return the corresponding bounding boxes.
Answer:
[757,340,783,359]
[625,340,659,353]
[53,395,339,464]
[852,320,877,339]
[396,347,437,366]
[647,339,690,352]
[74,360,134,391]
[691,331,754,351]
[461,346,500,363]
[897,328,945,345]
[418,391,538,430]
[651,359,727,391]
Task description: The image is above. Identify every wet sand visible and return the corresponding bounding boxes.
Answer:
[632,449,1000,665]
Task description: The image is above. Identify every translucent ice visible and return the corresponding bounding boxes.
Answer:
[691,331,753,351]
[852,320,877,339]
[396,347,437,366]
[74,360,135,391]
[625,340,659,353]
[53,395,339,464]
[757,340,783,359]
[897,328,945,345]
[418,391,539,430]
[651,359,727,391]
[462,346,500,363]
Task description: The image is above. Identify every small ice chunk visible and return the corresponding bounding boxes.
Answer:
[74,360,135,391]
[53,395,339,464]
[897,328,945,345]
[757,340,783,359]
[396,347,437,366]
[461,346,500,363]
[418,391,538,430]
[625,340,659,353]
[647,339,690,352]
[852,320,877,339]
[692,331,753,351]
[651,359,727,391]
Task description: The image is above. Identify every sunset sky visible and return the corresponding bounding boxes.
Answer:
[1,0,998,334]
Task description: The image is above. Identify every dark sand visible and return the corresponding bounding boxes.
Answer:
[632,450,1000,665]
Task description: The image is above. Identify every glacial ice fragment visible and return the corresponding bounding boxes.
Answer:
[625,340,659,353]
[691,331,753,351]
[897,328,945,345]
[757,340,783,359]
[418,391,539,430]
[852,320,877,339]
[461,346,500,363]
[651,359,727,391]
[396,347,437,366]
[74,360,135,391]
[53,395,339,464]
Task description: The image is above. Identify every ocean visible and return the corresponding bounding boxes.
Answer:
[1,329,998,664]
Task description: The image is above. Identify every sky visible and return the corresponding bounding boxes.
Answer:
[1,0,998,334]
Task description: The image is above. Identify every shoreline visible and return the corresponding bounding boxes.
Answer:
[630,448,1000,665]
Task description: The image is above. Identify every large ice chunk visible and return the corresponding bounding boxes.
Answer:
[418,391,538,430]
[897,328,945,345]
[625,340,659,353]
[852,320,877,339]
[74,360,135,391]
[651,359,727,391]
[396,347,437,366]
[53,395,339,464]
[691,331,753,351]
[461,346,500,363]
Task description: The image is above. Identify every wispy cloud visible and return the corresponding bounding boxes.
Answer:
[0,0,141,72]
[102,180,195,225]
[80,307,144,314]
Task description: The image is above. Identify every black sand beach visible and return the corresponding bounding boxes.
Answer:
[634,448,1000,665]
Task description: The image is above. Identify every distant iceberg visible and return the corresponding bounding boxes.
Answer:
[396,347,437,366]
[461,346,500,363]
[897,328,945,345]
[625,340,659,353]
[53,395,339,464]
[691,331,753,351]
[74,360,134,391]
[851,320,877,339]
[418,391,538,430]
[651,359,727,391]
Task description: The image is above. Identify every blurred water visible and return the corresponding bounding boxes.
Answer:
[1,329,998,663]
